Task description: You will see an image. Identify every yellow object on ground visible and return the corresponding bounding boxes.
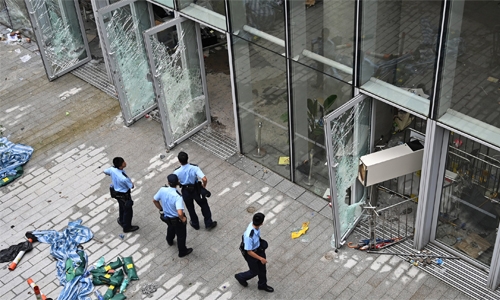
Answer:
[291,221,310,239]
[278,156,290,165]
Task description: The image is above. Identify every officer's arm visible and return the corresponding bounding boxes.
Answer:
[153,200,162,211]
[177,209,187,223]
[247,250,267,264]
[201,176,207,188]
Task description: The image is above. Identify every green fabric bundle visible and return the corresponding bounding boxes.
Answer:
[65,250,86,282]
[99,269,124,286]
[110,293,127,300]
[92,271,108,286]
[103,284,117,300]
[122,257,139,280]
[0,166,23,187]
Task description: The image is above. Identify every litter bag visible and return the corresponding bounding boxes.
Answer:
[110,293,127,300]
[103,285,117,300]
[122,257,139,280]
[0,240,33,263]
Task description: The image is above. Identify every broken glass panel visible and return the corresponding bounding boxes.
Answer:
[3,0,33,39]
[329,99,370,245]
[101,3,155,121]
[147,20,207,144]
[26,0,88,77]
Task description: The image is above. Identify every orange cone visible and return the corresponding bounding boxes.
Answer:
[9,238,33,271]
[27,278,47,300]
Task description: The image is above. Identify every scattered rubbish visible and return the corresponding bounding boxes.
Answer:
[10,225,14,229]
[278,156,290,165]
[159,154,165,159]
[119,234,124,240]
[348,237,403,250]
[32,220,94,299]
[145,114,150,119]
[300,237,310,243]
[246,206,256,213]
[20,54,31,63]
[142,283,158,297]
[487,77,499,83]
[435,258,444,266]
[15,48,21,53]
[0,239,33,270]
[119,278,130,293]
[291,221,309,239]
[19,77,23,81]
[122,256,139,280]
[65,112,70,116]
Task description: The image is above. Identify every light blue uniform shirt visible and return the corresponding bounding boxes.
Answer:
[173,164,205,185]
[243,222,261,251]
[153,187,184,218]
[103,167,133,193]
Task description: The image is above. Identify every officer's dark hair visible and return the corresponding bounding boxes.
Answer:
[178,151,189,165]
[113,157,124,168]
[253,212,265,226]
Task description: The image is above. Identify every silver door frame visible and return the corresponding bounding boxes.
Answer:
[25,0,91,81]
[97,0,157,125]
[324,93,369,249]
[143,17,210,148]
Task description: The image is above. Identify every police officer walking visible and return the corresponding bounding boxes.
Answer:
[234,212,274,292]
[104,157,139,233]
[153,174,193,258]
[173,151,217,231]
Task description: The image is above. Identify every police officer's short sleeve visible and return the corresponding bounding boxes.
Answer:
[175,194,184,211]
[195,166,205,179]
[243,233,255,251]
[153,189,162,201]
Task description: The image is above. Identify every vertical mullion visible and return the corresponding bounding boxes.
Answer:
[284,0,294,182]
[430,0,450,120]
[353,0,362,93]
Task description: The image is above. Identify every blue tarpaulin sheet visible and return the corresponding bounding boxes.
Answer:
[0,136,33,179]
[33,220,94,300]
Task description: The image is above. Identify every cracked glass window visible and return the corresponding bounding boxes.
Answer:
[2,0,33,39]
[147,20,206,144]
[329,99,370,244]
[102,2,155,121]
[27,0,88,77]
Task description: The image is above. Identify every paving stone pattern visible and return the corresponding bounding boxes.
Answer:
[0,26,471,299]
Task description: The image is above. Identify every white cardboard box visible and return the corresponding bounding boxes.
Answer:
[358,143,424,186]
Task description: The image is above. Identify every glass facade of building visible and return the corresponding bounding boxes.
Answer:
[8,0,500,289]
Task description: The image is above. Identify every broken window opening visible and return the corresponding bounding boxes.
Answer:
[329,99,370,246]
[30,0,87,75]
[103,5,155,118]
[2,0,33,39]
[149,21,206,142]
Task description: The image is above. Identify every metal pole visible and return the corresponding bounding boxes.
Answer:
[304,148,315,186]
[253,121,266,158]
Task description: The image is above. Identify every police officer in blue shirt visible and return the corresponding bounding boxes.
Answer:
[153,174,193,258]
[104,157,139,233]
[234,212,274,292]
[173,151,217,230]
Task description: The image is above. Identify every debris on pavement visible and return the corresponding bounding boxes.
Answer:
[0,136,33,187]
[291,221,309,239]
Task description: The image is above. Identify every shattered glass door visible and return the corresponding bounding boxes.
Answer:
[97,0,156,125]
[325,94,371,249]
[144,18,209,148]
[24,0,90,80]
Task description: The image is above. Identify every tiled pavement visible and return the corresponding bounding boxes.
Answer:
[0,27,471,299]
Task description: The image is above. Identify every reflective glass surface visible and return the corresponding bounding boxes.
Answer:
[178,0,226,30]
[228,0,285,54]
[153,0,174,9]
[292,62,353,196]
[3,0,33,38]
[436,132,500,266]
[328,97,371,239]
[437,0,500,148]
[232,35,290,179]
[289,0,354,84]
[101,3,155,122]
[27,0,88,77]
[360,0,441,116]
[146,20,207,145]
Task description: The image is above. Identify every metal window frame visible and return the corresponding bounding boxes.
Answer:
[324,93,368,249]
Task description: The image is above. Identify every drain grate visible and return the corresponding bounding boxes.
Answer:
[189,127,237,160]
[354,222,500,300]
[71,61,117,99]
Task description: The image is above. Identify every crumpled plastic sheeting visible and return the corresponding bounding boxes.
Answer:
[0,240,33,263]
[291,222,309,239]
[0,137,33,179]
[33,220,93,300]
